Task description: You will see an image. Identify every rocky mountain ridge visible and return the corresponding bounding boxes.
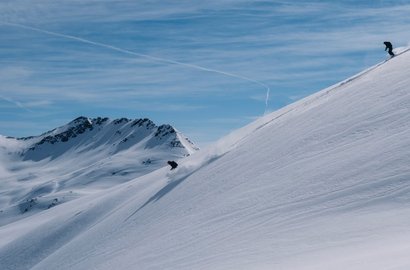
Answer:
[4,116,198,161]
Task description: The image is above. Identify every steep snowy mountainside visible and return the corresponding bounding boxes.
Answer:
[2,49,410,270]
[0,117,198,225]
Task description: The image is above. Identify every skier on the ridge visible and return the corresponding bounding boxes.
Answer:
[384,41,395,57]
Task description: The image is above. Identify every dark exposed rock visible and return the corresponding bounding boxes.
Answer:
[47,198,59,209]
[155,125,176,139]
[94,117,109,125]
[170,139,184,148]
[142,158,152,165]
[113,118,130,125]
[20,198,38,213]
[131,118,156,129]
[30,118,93,149]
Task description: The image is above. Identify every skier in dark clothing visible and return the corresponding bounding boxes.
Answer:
[384,41,395,57]
[167,160,178,170]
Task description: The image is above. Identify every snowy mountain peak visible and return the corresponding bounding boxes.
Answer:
[8,116,198,161]
[69,116,92,125]
[0,116,199,225]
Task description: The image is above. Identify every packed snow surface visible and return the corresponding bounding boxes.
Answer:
[1,50,410,269]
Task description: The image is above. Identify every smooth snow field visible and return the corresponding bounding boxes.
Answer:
[1,49,410,270]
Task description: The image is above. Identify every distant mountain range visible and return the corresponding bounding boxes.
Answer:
[0,116,198,225]
[4,116,198,161]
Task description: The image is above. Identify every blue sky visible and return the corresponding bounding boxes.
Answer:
[1,0,410,146]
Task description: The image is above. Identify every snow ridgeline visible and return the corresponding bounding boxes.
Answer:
[2,48,410,270]
[173,46,410,181]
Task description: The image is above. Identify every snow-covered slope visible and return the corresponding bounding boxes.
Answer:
[2,50,410,270]
[0,117,198,225]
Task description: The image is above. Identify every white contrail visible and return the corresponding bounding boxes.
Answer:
[1,22,271,113]
[0,94,31,111]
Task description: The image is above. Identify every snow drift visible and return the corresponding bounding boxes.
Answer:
[2,50,410,270]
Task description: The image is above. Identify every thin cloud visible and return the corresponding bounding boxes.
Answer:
[0,95,30,111]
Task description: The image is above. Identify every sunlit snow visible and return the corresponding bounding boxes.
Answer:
[1,48,410,270]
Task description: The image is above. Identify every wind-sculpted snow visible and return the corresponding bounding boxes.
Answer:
[2,50,410,270]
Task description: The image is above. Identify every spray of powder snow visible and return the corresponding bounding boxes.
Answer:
[1,22,271,114]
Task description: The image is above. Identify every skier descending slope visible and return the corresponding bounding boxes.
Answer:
[167,160,178,170]
[384,41,395,57]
